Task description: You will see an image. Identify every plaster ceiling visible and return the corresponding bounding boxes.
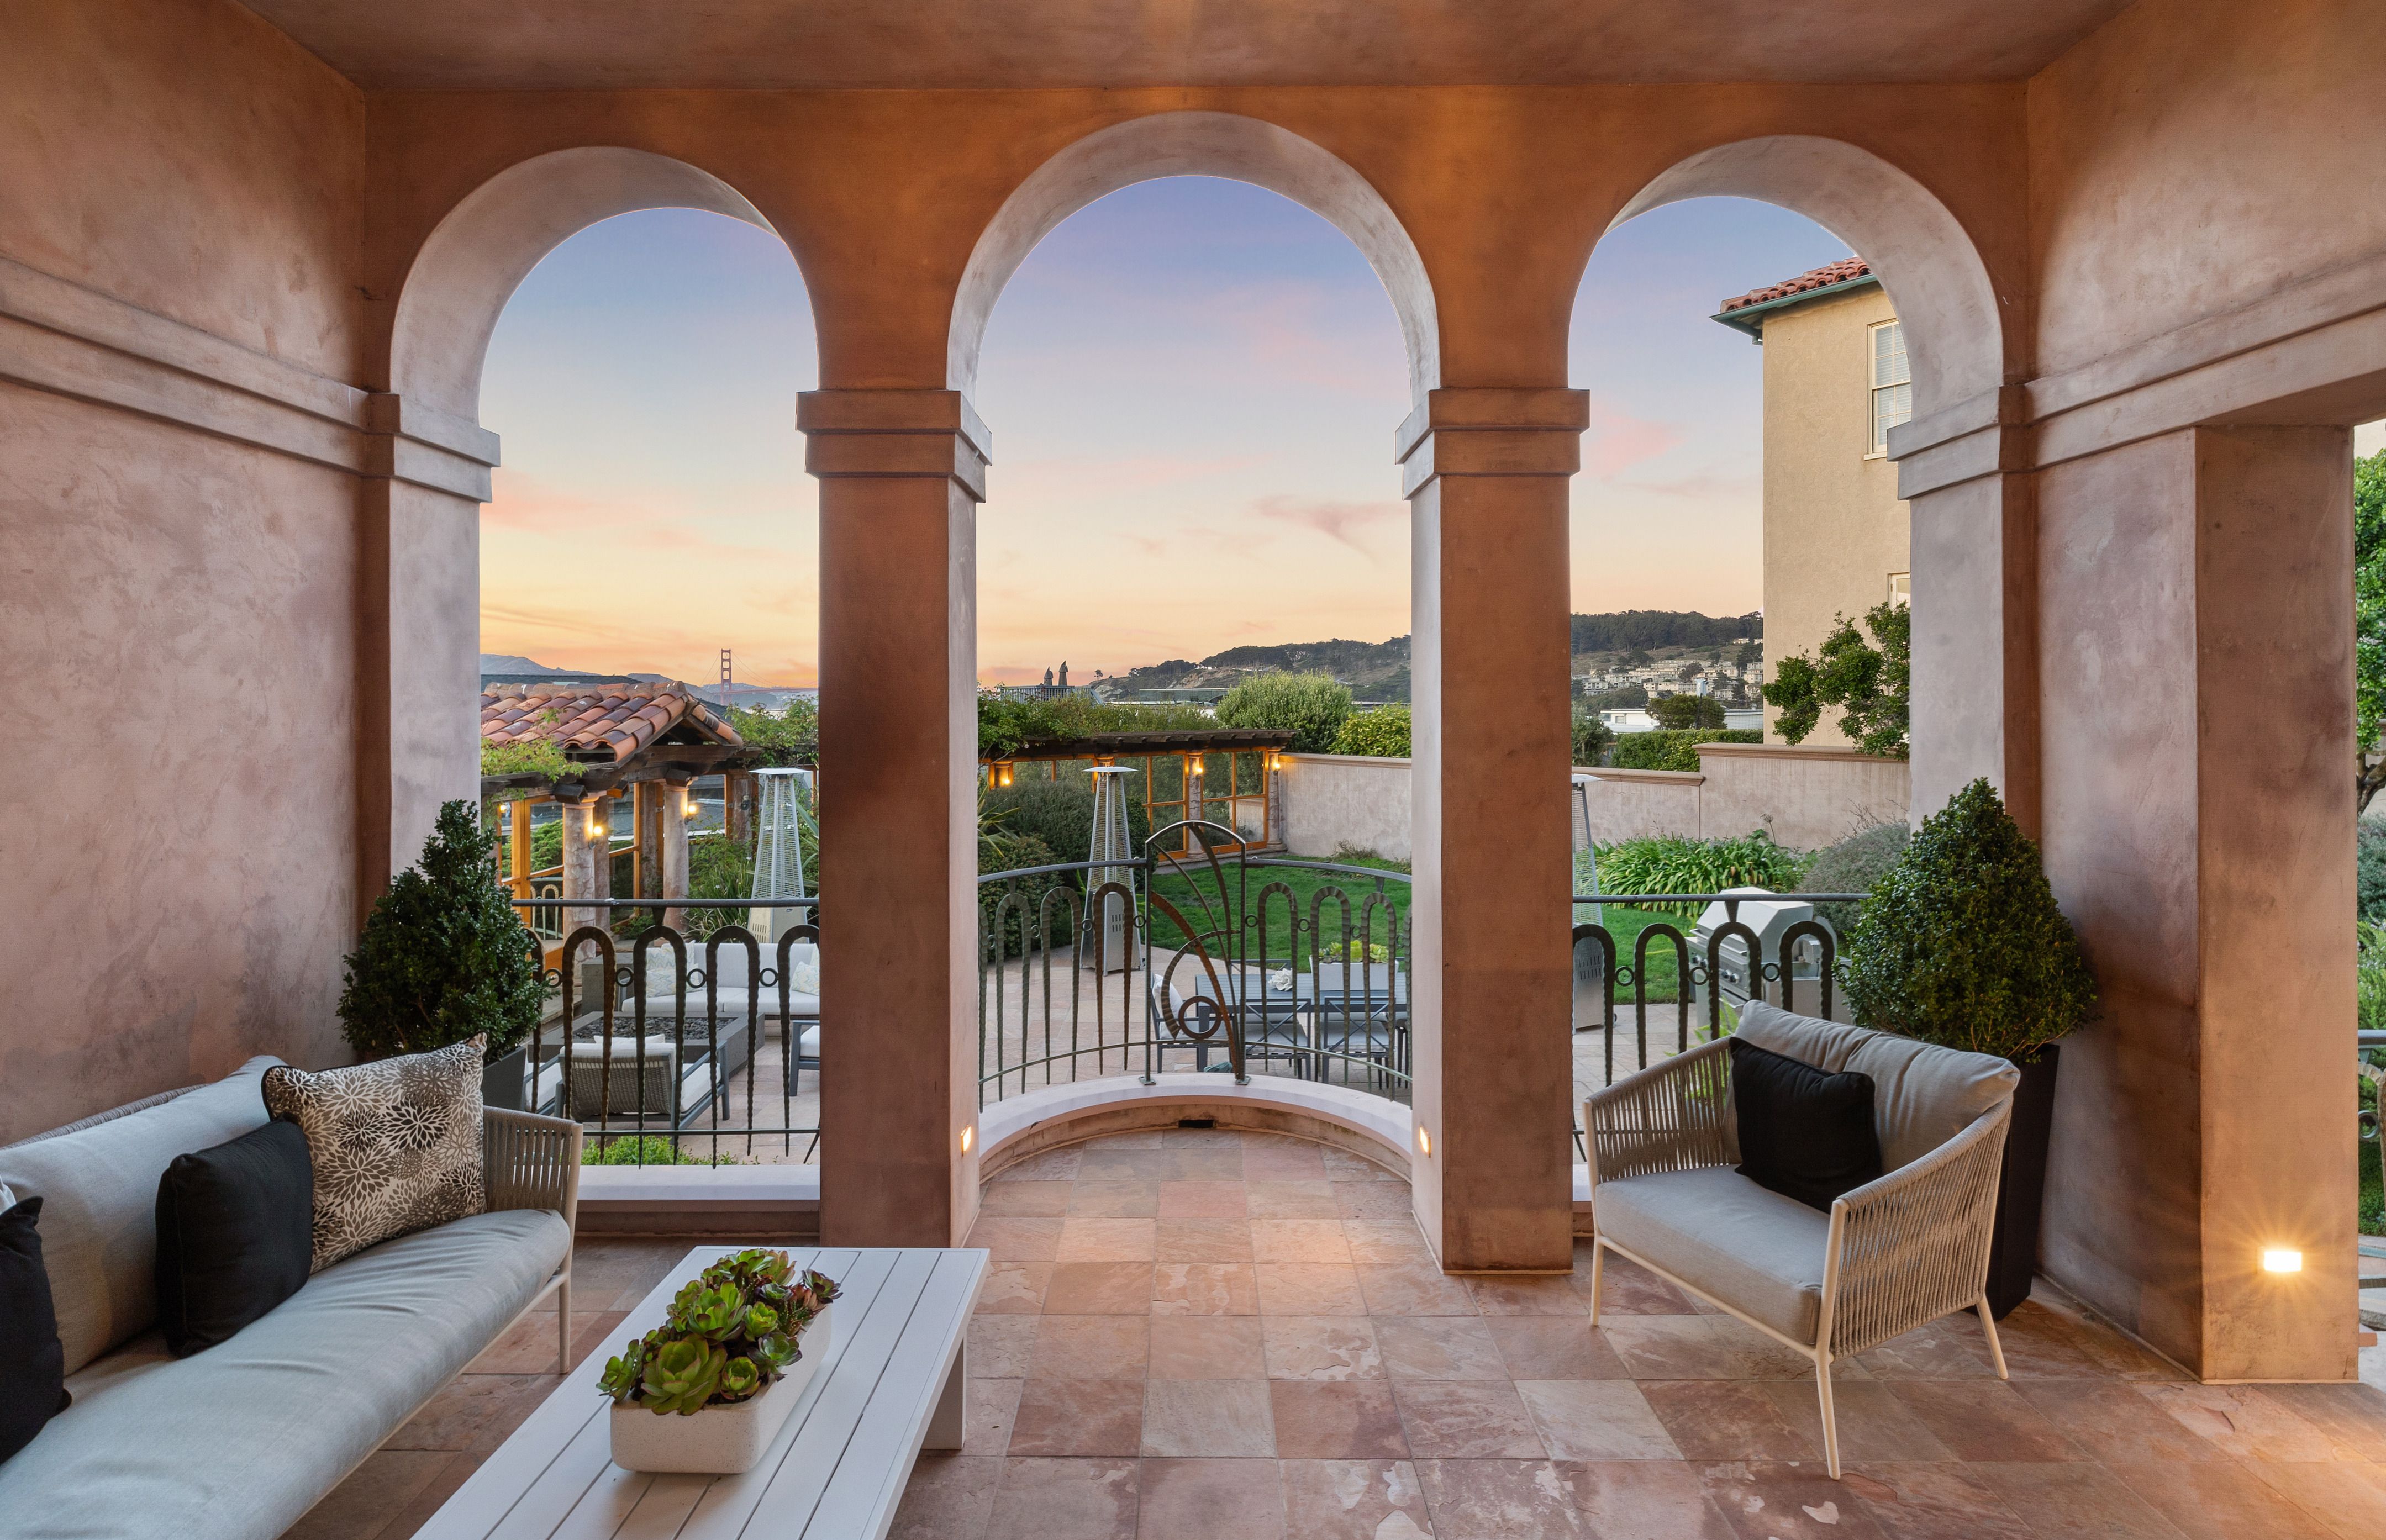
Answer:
[236,0,2136,91]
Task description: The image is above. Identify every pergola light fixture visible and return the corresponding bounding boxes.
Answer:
[991,761,1015,788]
[2262,1248,2303,1274]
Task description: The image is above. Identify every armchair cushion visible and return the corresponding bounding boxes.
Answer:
[1735,1002,2019,1171]
[1727,1038,1882,1211]
[1594,1167,1830,1343]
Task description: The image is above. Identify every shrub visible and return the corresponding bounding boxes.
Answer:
[1332,705,1411,757]
[339,800,546,1063]
[2361,920,2386,1035]
[1611,728,1761,773]
[583,1135,742,1167]
[1648,693,1726,730]
[1841,778,2097,1062]
[983,774,1151,871]
[1213,671,1351,752]
[683,829,755,940]
[2361,824,2386,923]
[1571,713,1614,766]
[976,694,1213,760]
[729,699,818,768]
[1799,821,1911,933]
[1591,831,1805,918]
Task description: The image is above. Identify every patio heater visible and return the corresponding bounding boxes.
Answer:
[751,767,818,993]
[1572,773,1604,930]
[1086,764,1141,973]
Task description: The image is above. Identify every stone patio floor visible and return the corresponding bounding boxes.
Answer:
[288,1127,2386,1540]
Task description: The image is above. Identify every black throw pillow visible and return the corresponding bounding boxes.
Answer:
[1729,1037,1884,1212]
[0,1195,70,1464]
[155,1119,314,1357]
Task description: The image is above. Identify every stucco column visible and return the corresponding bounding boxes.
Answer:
[1398,387,1587,1273]
[1898,392,2040,832]
[800,388,989,1248]
[660,774,692,933]
[2036,425,2355,1380]
[356,395,499,924]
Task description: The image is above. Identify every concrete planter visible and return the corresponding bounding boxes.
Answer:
[607,1305,832,1474]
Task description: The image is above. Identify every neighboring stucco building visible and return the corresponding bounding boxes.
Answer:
[1713,258,1911,744]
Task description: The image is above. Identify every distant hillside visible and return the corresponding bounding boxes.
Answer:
[1568,610,1761,653]
[1099,611,1759,705]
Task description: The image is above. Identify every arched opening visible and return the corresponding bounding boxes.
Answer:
[389,147,823,1170]
[951,115,1437,1164]
[1564,139,2007,1163]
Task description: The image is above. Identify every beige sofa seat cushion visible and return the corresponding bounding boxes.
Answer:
[1734,1001,2019,1171]
[0,1058,278,1374]
[1594,1166,1830,1344]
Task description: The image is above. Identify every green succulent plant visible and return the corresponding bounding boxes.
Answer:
[602,1250,840,1416]
[640,1339,726,1415]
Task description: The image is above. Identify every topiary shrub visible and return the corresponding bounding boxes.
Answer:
[1213,671,1351,752]
[339,800,545,1063]
[1331,704,1411,757]
[1648,693,1726,730]
[1840,778,2096,1062]
[1799,820,1911,933]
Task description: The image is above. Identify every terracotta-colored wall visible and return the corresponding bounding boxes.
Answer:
[2027,0,2386,381]
[0,0,367,1141]
[0,0,364,378]
[0,388,361,1141]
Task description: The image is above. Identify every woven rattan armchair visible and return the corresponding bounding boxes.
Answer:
[1583,1003,2019,1478]
[484,1107,583,1374]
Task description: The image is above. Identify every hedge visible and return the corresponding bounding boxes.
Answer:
[1609,728,1762,773]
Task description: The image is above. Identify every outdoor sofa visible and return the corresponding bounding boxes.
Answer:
[1583,1001,2020,1478]
[0,1056,580,1540]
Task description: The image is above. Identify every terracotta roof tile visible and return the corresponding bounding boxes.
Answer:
[477,681,742,764]
[1717,257,1873,314]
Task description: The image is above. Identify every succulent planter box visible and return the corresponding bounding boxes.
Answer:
[608,1305,832,1475]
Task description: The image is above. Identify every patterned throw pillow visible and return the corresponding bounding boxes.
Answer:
[261,1037,488,1270]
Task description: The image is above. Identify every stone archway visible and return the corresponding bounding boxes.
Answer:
[1611,135,2008,419]
[949,110,1440,409]
[390,146,791,422]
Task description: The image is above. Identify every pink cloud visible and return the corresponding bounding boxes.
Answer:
[1249,495,1404,553]
[1623,471,1758,501]
[1580,399,1686,480]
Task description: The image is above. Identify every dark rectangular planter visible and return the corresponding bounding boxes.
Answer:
[1984,1045,2059,1319]
[482,1043,529,1111]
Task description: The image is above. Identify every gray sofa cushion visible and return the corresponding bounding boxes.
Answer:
[1735,1002,2018,1171]
[0,1058,278,1374]
[0,1207,570,1540]
[1595,1165,1830,1343]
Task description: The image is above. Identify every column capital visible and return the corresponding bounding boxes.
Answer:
[798,388,991,503]
[1394,387,1590,499]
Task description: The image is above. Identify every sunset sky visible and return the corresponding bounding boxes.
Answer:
[477,183,1856,687]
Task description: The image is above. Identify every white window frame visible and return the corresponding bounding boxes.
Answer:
[1869,319,1911,457]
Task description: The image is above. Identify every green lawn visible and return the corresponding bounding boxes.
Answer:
[1149,853,1410,971]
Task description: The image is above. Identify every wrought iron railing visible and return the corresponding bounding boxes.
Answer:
[504,896,821,1166]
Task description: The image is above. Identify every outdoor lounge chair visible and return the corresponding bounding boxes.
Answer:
[1582,1000,2020,1478]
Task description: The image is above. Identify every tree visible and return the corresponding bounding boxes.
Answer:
[1213,671,1351,752]
[1570,712,1615,765]
[2358,450,2386,811]
[730,697,818,767]
[339,800,545,1062]
[1761,600,1910,758]
[1648,693,1725,730]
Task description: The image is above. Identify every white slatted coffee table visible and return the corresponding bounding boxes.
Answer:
[418,1246,986,1540]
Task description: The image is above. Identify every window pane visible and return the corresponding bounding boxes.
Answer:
[1872,320,1909,388]
[1872,381,1912,450]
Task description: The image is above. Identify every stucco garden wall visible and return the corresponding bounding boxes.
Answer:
[1287,745,1909,864]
